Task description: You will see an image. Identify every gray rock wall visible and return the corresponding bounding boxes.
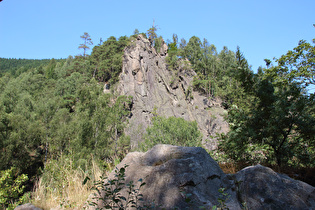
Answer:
[116,35,229,150]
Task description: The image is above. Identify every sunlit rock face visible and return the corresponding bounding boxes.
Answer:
[116,35,229,150]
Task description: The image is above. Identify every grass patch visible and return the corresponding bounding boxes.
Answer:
[32,156,104,209]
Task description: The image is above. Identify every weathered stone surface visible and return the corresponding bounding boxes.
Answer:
[87,145,315,210]
[116,35,229,150]
[88,144,241,209]
[14,203,42,210]
[235,164,315,210]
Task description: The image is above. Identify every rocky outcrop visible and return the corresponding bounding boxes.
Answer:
[235,165,315,210]
[116,35,229,150]
[87,145,315,210]
[87,144,241,209]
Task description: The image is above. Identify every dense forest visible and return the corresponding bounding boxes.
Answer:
[0,27,314,209]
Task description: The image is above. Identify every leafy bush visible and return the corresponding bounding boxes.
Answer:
[139,116,202,151]
[0,167,28,210]
[90,165,156,209]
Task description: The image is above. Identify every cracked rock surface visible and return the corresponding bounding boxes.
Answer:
[87,145,315,210]
[88,144,240,209]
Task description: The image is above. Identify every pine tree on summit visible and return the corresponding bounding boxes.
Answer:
[79,32,93,57]
[147,20,158,46]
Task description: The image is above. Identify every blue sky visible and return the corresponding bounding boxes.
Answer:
[0,0,314,72]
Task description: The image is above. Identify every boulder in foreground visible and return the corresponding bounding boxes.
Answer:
[87,144,315,210]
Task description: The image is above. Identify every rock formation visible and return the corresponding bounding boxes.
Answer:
[235,164,315,210]
[87,144,315,210]
[14,203,42,210]
[116,35,229,150]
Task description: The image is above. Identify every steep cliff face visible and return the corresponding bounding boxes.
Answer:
[116,35,229,150]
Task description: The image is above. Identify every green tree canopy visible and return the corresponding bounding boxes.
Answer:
[220,38,315,167]
[265,39,315,88]
[90,36,129,84]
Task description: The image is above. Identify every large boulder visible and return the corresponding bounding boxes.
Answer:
[87,145,315,210]
[87,144,241,209]
[235,164,315,210]
[116,35,229,150]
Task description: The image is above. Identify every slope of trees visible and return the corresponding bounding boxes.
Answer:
[0,58,64,77]
[0,50,133,208]
[0,56,133,169]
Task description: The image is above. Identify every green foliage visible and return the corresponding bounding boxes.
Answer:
[265,39,315,87]
[147,25,158,44]
[183,36,203,71]
[0,44,134,205]
[220,37,315,167]
[0,58,65,77]
[154,36,164,53]
[0,167,28,209]
[234,46,254,93]
[166,34,180,71]
[90,36,130,84]
[217,187,230,210]
[192,73,217,97]
[146,23,165,53]
[139,116,202,151]
[133,29,140,36]
[220,82,315,166]
[178,36,255,109]
[0,58,54,77]
[90,164,153,209]
[45,58,57,79]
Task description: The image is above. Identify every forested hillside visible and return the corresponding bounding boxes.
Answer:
[0,29,314,209]
[0,58,64,77]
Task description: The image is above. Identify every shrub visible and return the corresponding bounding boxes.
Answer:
[139,116,202,151]
[0,167,28,210]
[89,165,155,209]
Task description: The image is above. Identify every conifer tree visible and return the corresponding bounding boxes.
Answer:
[147,20,158,46]
[78,32,93,57]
